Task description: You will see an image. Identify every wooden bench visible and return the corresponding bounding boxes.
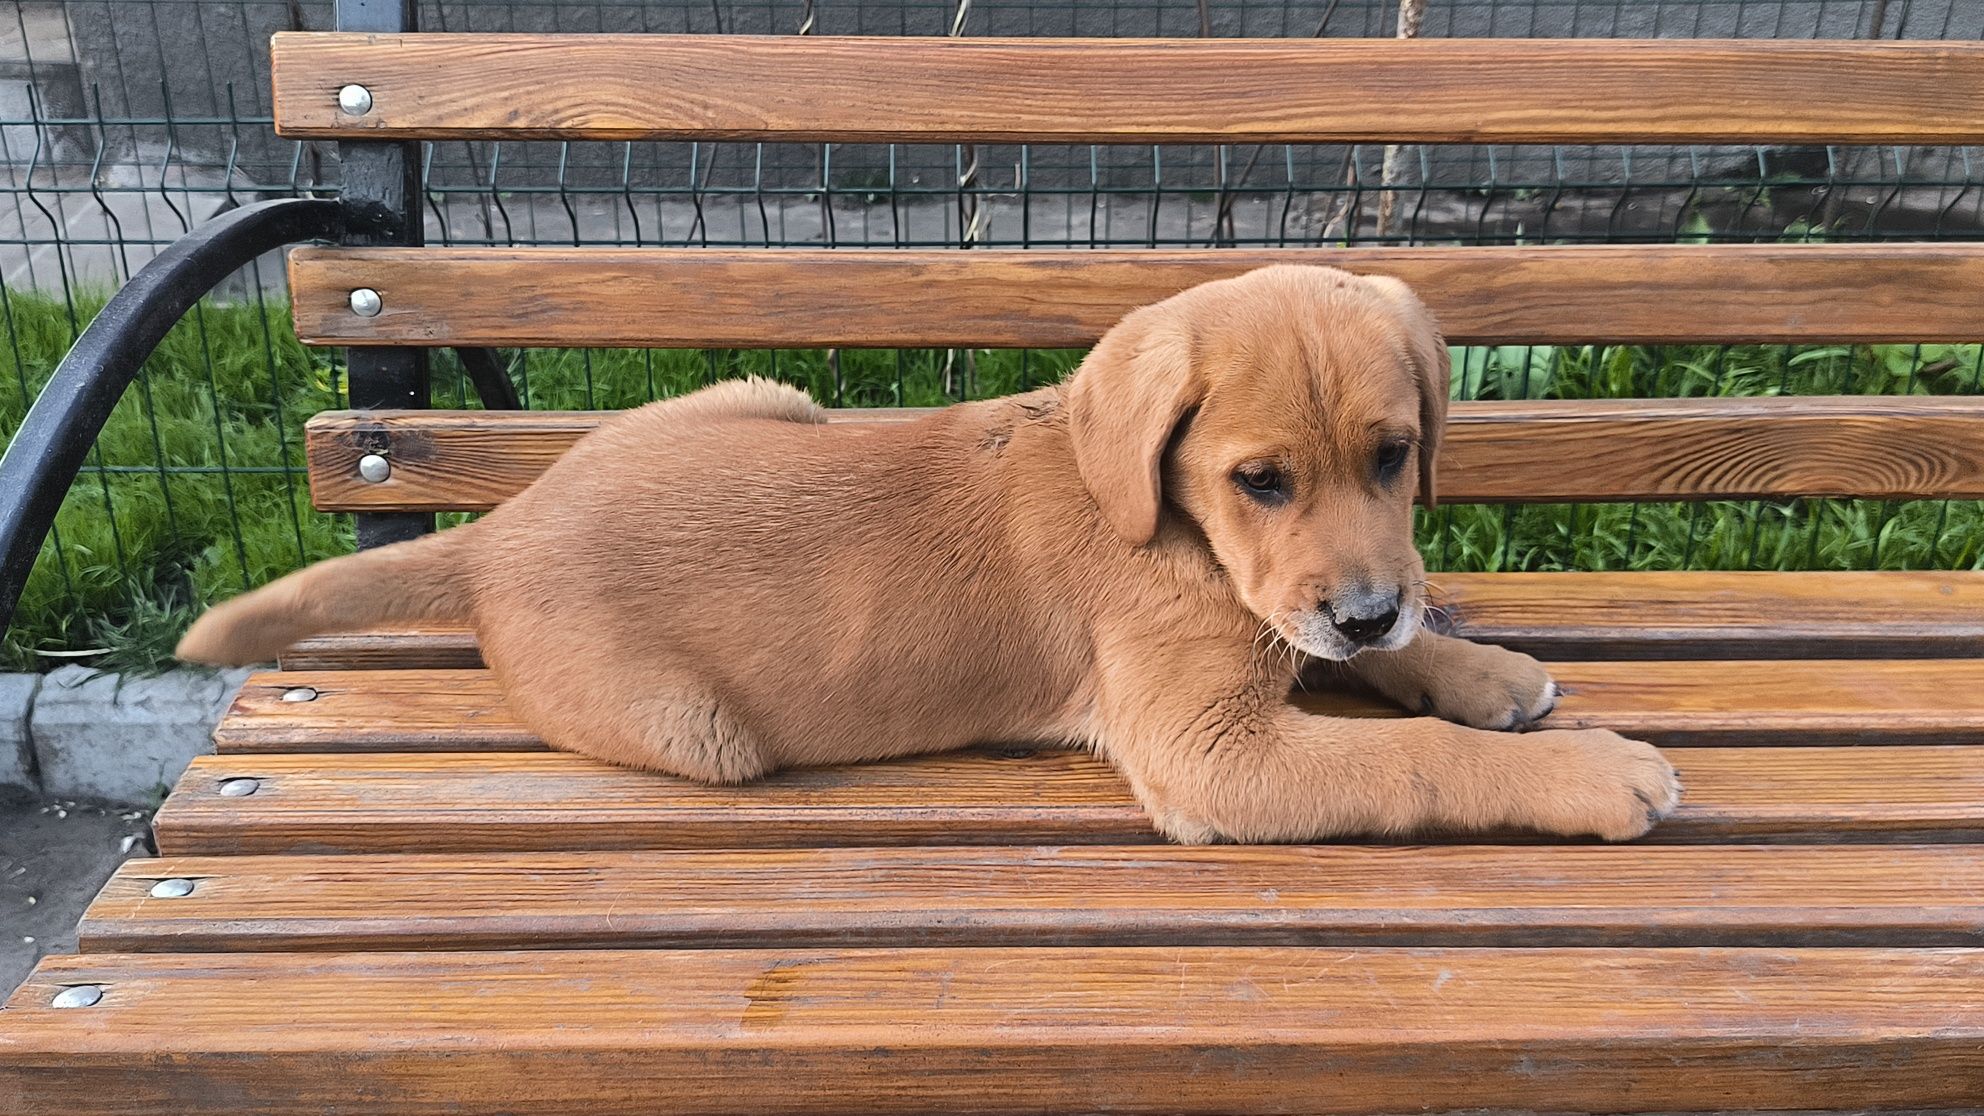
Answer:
[5,29,1984,1115]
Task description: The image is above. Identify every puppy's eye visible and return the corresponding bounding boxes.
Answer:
[1233,464,1287,502]
[1375,440,1412,481]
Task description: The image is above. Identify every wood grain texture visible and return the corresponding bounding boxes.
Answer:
[1431,570,1984,660]
[280,571,1984,669]
[214,660,1984,754]
[270,33,1984,145]
[149,746,1984,854]
[153,750,1149,854]
[287,244,1984,348]
[281,622,483,669]
[303,397,1984,513]
[82,844,1984,953]
[7,946,1982,1114]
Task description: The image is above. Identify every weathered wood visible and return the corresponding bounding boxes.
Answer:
[287,244,1984,348]
[303,397,1984,513]
[221,670,538,752]
[153,750,1147,855]
[150,746,1984,854]
[282,622,484,670]
[1430,570,1984,660]
[271,34,1984,145]
[214,661,1984,754]
[83,844,1984,953]
[281,572,1984,669]
[8,946,1982,1114]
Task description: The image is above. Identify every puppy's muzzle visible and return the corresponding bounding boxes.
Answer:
[1325,585,1403,647]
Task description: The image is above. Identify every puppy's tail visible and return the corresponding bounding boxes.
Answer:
[176,526,474,666]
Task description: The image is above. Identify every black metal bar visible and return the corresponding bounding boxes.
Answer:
[455,347,523,410]
[0,197,345,633]
[338,0,431,548]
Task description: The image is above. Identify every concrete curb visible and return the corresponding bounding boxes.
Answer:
[0,668,251,805]
[0,674,35,791]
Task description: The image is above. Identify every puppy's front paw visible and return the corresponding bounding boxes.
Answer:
[1520,729,1683,841]
[1414,642,1558,732]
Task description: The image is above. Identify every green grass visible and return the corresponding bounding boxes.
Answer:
[2,286,1980,673]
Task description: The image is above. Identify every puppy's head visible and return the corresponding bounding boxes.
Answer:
[1066,265,1449,661]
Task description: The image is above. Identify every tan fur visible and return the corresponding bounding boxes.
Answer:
[179,265,1681,841]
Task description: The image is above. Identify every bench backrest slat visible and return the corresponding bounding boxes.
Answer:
[280,32,1984,516]
[271,34,1984,145]
[290,244,1984,349]
[304,398,1984,513]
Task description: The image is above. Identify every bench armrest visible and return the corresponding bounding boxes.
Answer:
[0,197,346,632]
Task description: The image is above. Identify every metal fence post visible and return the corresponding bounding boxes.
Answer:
[335,0,431,549]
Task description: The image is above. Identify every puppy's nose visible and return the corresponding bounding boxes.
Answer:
[1327,588,1402,645]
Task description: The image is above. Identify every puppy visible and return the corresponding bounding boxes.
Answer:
[180,265,1680,842]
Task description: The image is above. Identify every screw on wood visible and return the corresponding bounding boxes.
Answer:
[50,986,103,1009]
[218,778,261,797]
[337,83,374,115]
[148,878,196,899]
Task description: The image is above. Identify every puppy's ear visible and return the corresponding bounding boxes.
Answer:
[1363,276,1452,507]
[1066,309,1201,545]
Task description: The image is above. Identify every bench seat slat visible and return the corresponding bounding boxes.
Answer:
[83,844,1984,952]
[283,623,484,670]
[278,572,1984,670]
[8,946,1981,1114]
[150,746,1984,854]
[270,34,1984,145]
[304,398,1984,512]
[215,661,1984,754]
[288,244,1984,349]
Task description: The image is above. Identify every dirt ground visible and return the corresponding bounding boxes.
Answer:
[0,788,152,1000]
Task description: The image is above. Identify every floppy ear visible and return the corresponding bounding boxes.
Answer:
[1065,309,1202,546]
[1362,276,1452,507]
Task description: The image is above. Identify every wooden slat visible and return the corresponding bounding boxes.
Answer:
[280,571,1984,669]
[215,661,1984,754]
[303,397,1984,512]
[288,244,1984,348]
[8,946,1981,1114]
[149,746,1984,854]
[153,750,1149,855]
[1431,570,1984,660]
[221,670,537,752]
[270,33,1984,145]
[82,844,1984,953]
[282,622,483,670]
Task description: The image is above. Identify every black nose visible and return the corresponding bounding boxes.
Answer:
[1328,591,1401,644]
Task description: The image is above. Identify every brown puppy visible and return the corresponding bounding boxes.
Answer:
[180,265,1680,842]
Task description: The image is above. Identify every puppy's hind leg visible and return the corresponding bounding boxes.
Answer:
[491,649,774,783]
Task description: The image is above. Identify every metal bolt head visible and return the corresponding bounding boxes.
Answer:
[337,83,373,116]
[149,878,196,899]
[51,985,103,1009]
[357,454,392,484]
[218,778,260,798]
[348,287,382,317]
[281,686,319,703]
